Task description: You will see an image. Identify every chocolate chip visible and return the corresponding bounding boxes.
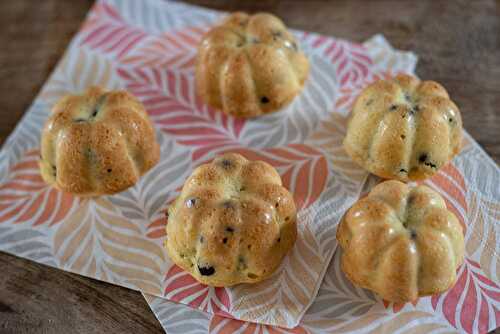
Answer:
[165,211,169,218]
[272,30,283,38]
[419,153,437,168]
[389,105,398,111]
[275,202,279,208]
[277,237,281,242]
[222,201,235,210]
[400,134,406,140]
[424,161,437,169]
[240,186,246,191]
[410,230,417,239]
[220,159,232,169]
[237,256,247,270]
[225,227,234,233]
[185,197,197,208]
[285,216,290,221]
[399,168,408,173]
[449,117,454,123]
[260,96,270,104]
[223,237,228,244]
[107,169,112,173]
[199,236,204,243]
[198,265,215,276]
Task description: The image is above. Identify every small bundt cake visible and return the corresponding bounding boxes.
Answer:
[165,153,297,286]
[39,86,160,196]
[344,74,462,181]
[337,180,464,302]
[196,12,309,118]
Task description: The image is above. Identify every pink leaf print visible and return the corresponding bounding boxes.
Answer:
[312,37,372,88]
[208,314,308,334]
[0,150,77,226]
[423,163,468,231]
[215,144,328,210]
[431,259,500,334]
[80,2,147,60]
[117,67,246,160]
[120,27,207,71]
[164,265,231,316]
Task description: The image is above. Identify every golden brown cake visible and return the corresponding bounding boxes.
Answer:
[343,74,462,181]
[39,86,160,196]
[165,153,297,286]
[337,180,464,302]
[196,12,309,118]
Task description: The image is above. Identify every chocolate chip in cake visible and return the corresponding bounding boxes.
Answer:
[400,134,406,140]
[223,237,228,244]
[410,229,417,239]
[222,201,234,209]
[247,273,258,279]
[199,236,204,243]
[186,197,197,208]
[419,153,428,163]
[389,105,398,111]
[240,186,246,191]
[285,216,290,221]
[260,96,270,104]
[272,30,283,38]
[198,265,215,276]
[449,117,454,123]
[424,161,437,169]
[277,237,281,243]
[107,168,112,173]
[399,168,408,173]
[220,159,232,169]
[237,256,247,270]
[225,226,234,233]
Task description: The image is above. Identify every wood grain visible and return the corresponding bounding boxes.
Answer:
[0,1,498,333]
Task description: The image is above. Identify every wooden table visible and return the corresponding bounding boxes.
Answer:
[0,1,498,333]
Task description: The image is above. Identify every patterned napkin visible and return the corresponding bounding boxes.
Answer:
[0,0,498,331]
[144,131,500,333]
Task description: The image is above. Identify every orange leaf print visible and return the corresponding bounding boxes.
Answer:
[423,163,468,231]
[0,150,77,226]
